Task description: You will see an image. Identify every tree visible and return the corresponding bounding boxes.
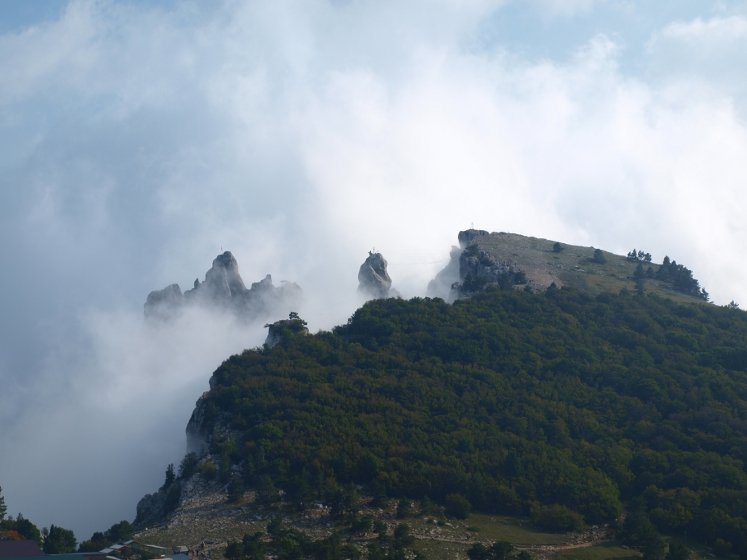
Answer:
[531,503,585,532]
[420,496,436,515]
[242,532,266,560]
[43,525,77,554]
[396,498,412,518]
[164,464,175,488]
[666,542,690,560]
[224,541,243,560]
[1,513,42,545]
[445,493,471,519]
[468,541,515,560]
[373,520,388,539]
[227,476,245,504]
[163,484,181,514]
[178,453,199,479]
[392,524,414,549]
[106,520,134,542]
[553,242,564,253]
[592,249,606,264]
[0,486,6,520]
[255,475,279,505]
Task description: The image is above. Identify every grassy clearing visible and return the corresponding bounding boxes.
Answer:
[474,232,707,305]
[445,514,570,545]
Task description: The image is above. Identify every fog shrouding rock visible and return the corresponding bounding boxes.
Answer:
[144,252,303,323]
[357,252,393,299]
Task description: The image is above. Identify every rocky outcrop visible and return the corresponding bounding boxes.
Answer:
[264,314,309,348]
[358,252,393,299]
[135,480,181,527]
[186,393,214,458]
[144,251,303,323]
[144,284,184,320]
[431,230,534,299]
[458,229,489,247]
[426,246,462,301]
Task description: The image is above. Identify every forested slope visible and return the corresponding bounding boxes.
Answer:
[199,288,747,555]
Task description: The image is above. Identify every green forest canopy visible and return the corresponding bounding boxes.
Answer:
[200,288,747,555]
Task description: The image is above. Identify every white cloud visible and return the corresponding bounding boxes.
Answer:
[647,15,747,92]
[2,0,747,538]
[532,0,608,18]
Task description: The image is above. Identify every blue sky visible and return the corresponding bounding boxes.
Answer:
[1,0,747,539]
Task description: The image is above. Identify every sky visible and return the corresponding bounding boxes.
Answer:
[1,0,747,540]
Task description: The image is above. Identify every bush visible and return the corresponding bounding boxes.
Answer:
[445,494,471,519]
[531,504,585,532]
[178,452,199,479]
[592,249,606,264]
[199,461,217,481]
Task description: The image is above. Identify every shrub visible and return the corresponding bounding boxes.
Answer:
[530,504,585,532]
[445,494,472,519]
[199,461,217,481]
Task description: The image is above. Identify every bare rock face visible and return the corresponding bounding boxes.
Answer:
[358,252,392,299]
[144,251,303,323]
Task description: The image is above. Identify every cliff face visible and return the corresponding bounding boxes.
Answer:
[144,251,303,323]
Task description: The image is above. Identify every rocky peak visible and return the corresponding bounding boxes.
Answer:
[201,251,247,298]
[458,229,489,248]
[358,251,393,299]
[144,251,303,323]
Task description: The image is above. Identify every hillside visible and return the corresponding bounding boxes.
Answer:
[153,286,747,558]
[437,230,709,304]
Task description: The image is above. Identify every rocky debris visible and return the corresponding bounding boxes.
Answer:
[358,252,393,299]
[264,313,309,348]
[144,251,303,323]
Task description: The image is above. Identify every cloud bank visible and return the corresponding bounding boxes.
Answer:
[1,0,747,538]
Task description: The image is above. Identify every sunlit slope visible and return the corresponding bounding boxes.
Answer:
[469,231,708,304]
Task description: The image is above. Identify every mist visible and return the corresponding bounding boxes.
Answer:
[2,0,747,540]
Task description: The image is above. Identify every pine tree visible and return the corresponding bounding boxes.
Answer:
[164,464,175,488]
[0,485,7,520]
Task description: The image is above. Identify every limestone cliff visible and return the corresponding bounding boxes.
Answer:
[144,251,303,323]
